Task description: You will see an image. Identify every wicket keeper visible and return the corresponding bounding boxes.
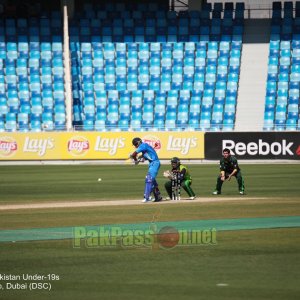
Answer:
[213,148,245,195]
[164,157,196,200]
[130,137,162,203]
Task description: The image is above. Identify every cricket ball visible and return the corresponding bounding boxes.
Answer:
[157,226,180,249]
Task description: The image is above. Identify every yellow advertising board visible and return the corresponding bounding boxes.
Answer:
[0,132,204,160]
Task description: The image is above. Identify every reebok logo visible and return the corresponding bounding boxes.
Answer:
[223,139,294,156]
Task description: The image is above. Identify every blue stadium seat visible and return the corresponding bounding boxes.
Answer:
[5,113,17,132]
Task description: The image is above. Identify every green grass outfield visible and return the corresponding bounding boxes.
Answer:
[0,164,299,300]
[0,164,299,203]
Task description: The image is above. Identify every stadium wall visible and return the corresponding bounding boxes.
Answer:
[0,132,204,160]
[0,131,299,161]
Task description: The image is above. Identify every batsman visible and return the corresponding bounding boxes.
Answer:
[164,157,196,200]
[130,137,162,203]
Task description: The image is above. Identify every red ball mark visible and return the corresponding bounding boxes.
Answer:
[157,226,180,249]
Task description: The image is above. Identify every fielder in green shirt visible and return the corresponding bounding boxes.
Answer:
[164,157,196,200]
[213,148,245,195]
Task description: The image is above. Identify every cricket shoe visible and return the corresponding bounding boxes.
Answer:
[142,198,151,203]
[152,196,163,202]
[239,191,245,195]
[142,196,153,203]
[212,190,221,195]
[189,196,196,200]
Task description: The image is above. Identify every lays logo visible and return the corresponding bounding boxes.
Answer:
[142,135,162,152]
[68,136,90,156]
[0,137,18,157]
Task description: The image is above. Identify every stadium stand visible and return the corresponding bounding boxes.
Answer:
[0,11,64,132]
[4,1,297,132]
[264,1,300,131]
[69,1,244,131]
[0,1,246,132]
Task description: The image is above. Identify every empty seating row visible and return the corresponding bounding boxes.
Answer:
[71,40,242,53]
[79,1,244,19]
[0,111,65,132]
[272,1,300,18]
[70,16,243,43]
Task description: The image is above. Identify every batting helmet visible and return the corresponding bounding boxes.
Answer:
[132,137,142,147]
[171,157,180,167]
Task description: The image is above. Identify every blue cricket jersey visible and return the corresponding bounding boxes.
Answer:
[136,142,159,162]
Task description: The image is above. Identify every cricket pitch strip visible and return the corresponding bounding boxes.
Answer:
[0,197,268,211]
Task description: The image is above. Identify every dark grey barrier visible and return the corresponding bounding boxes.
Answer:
[205,132,300,160]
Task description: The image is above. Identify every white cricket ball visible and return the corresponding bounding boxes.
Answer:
[98,178,102,182]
